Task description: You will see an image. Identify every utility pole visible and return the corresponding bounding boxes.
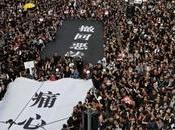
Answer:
[87,109,92,130]
[84,108,98,130]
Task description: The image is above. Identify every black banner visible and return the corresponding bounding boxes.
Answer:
[41,20,104,64]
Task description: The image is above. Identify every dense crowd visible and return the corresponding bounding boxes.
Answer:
[0,0,175,130]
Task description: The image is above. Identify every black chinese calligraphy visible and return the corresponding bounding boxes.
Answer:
[17,114,46,129]
[31,91,60,108]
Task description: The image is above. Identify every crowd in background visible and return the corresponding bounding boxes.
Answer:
[0,0,175,130]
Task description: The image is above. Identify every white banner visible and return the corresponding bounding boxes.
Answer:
[0,77,92,130]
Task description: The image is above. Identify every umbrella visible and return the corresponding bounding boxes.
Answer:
[23,3,35,10]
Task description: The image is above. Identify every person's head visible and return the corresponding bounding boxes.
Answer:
[63,124,67,128]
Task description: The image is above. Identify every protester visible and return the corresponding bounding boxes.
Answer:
[0,0,174,130]
[61,124,70,130]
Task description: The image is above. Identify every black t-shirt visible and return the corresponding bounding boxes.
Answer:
[147,121,158,130]
[64,70,71,78]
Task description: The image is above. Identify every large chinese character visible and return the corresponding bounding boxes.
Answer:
[31,91,60,108]
[18,114,46,129]
[70,42,88,50]
[79,25,95,33]
[65,51,84,58]
[74,33,92,41]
